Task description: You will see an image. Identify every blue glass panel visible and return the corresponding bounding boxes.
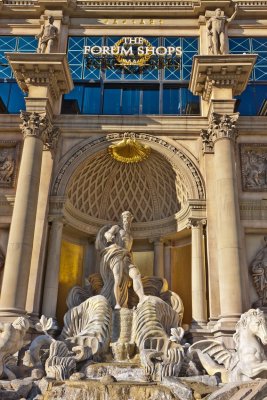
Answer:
[252,38,267,52]
[0,36,17,51]
[163,87,180,114]
[236,84,267,115]
[8,83,25,112]
[18,36,37,52]
[180,87,199,115]
[103,87,121,114]
[122,87,140,114]
[142,88,159,114]
[83,86,101,114]
[68,37,85,51]
[63,85,84,113]
[0,82,25,113]
[229,38,251,53]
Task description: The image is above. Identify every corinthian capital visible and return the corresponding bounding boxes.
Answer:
[44,127,61,154]
[20,111,51,142]
[209,113,239,143]
[186,218,206,229]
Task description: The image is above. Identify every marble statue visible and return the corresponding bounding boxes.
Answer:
[188,309,267,382]
[207,5,238,55]
[36,16,58,54]
[0,317,30,379]
[95,211,147,309]
[250,237,267,307]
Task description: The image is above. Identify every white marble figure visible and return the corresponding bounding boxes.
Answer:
[0,317,29,379]
[96,211,147,309]
[207,5,238,55]
[188,309,267,382]
[36,16,58,54]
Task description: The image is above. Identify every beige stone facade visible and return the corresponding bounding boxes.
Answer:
[0,0,266,345]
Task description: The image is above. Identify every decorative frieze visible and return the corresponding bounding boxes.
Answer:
[0,141,20,188]
[240,144,267,192]
[250,237,267,308]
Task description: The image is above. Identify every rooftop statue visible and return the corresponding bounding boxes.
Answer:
[95,211,147,309]
[207,5,238,55]
[36,16,58,54]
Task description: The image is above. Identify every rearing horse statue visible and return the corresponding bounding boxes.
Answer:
[188,309,267,383]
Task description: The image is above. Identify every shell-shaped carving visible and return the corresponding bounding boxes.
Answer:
[45,341,76,381]
[60,295,112,356]
[135,296,184,381]
[66,284,93,309]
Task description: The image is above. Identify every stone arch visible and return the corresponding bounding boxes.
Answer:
[52,133,205,238]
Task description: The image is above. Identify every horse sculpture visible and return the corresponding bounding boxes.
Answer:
[188,309,267,382]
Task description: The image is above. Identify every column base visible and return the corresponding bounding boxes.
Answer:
[212,314,241,349]
[189,320,214,343]
[0,307,27,322]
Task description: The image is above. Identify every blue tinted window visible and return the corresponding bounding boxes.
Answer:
[142,88,159,114]
[64,36,200,115]
[103,87,121,114]
[122,88,140,114]
[0,82,26,113]
[235,84,267,116]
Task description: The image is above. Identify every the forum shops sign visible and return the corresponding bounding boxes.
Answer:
[83,37,182,70]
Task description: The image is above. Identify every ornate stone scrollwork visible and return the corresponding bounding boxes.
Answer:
[44,126,61,154]
[240,144,267,191]
[186,217,206,229]
[20,111,51,143]
[201,113,239,154]
[250,237,267,308]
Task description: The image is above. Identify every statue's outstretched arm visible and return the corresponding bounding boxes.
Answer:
[227,4,238,23]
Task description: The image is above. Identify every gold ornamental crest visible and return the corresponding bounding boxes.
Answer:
[113,37,153,67]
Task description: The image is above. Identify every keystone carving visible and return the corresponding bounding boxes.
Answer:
[200,113,239,153]
[20,111,51,143]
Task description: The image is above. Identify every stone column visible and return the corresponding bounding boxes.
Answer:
[212,114,243,325]
[187,218,207,325]
[42,217,64,318]
[153,239,164,278]
[26,129,60,317]
[0,53,73,321]
[164,241,172,287]
[0,113,50,317]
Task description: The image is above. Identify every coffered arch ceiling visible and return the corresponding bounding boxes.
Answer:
[67,149,187,223]
[52,134,205,237]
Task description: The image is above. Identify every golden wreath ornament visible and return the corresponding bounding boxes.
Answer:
[113,38,153,67]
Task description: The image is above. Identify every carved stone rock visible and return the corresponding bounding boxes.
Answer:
[250,237,267,307]
[240,144,267,191]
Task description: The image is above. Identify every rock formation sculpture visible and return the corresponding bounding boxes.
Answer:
[188,308,267,382]
[207,5,238,55]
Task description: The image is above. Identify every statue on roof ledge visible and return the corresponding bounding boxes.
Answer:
[207,4,238,55]
[36,15,58,54]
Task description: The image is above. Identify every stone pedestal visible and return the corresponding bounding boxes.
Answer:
[0,53,73,321]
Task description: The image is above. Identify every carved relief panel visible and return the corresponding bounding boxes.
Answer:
[250,237,267,308]
[240,144,267,191]
[0,141,20,188]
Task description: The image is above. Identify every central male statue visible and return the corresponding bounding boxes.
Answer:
[95,211,146,309]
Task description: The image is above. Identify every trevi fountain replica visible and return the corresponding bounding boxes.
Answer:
[0,209,267,399]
